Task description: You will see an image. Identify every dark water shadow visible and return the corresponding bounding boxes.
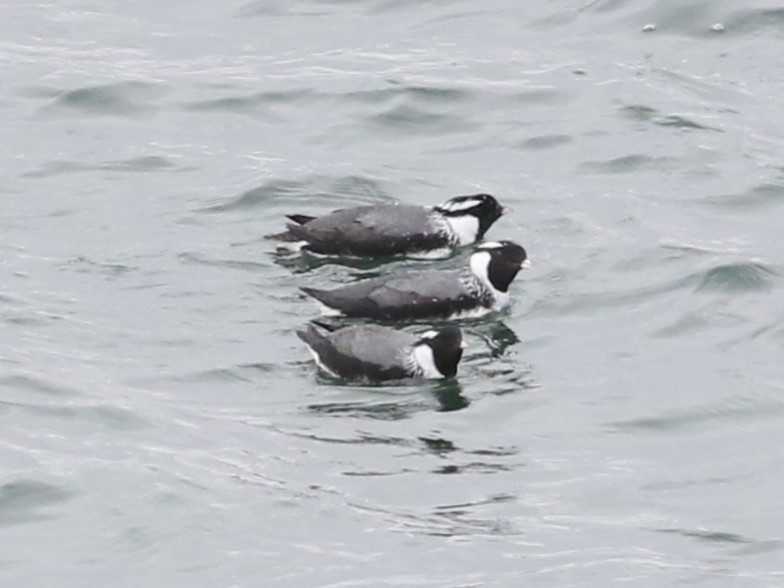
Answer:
[733,539,784,557]
[347,83,475,106]
[305,400,416,421]
[61,256,140,280]
[712,7,784,37]
[368,0,466,16]
[704,182,784,212]
[234,0,363,17]
[516,134,573,151]
[618,104,721,132]
[272,250,413,274]
[656,527,750,545]
[610,394,784,434]
[306,394,435,421]
[471,364,538,398]
[180,89,319,118]
[39,81,166,118]
[123,362,279,390]
[362,104,475,136]
[359,493,521,538]
[179,252,270,273]
[430,379,470,412]
[463,319,520,359]
[652,526,784,565]
[304,376,470,418]
[233,1,289,17]
[696,261,778,294]
[289,428,413,447]
[0,374,82,398]
[23,156,189,179]
[0,480,75,527]
[417,435,459,456]
[579,153,679,174]
[650,308,713,339]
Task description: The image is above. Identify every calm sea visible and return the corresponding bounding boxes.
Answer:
[2,1,784,586]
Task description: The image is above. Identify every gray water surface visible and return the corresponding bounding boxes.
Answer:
[2,1,784,586]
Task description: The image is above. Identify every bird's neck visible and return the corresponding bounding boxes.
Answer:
[467,254,512,309]
[441,214,479,246]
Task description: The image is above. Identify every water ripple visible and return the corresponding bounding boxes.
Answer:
[650,311,712,339]
[658,527,750,545]
[348,84,474,105]
[306,392,436,420]
[178,253,270,273]
[182,89,318,117]
[274,252,411,274]
[0,374,81,397]
[43,81,165,118]
[579,154,679,174]
[611,394,784,434]
[0,480,75,527]
[233,1,343,17]
[696,261,778,293]
[654,527,784,560]
[705,182,784,211]
[358,493,521,538]
[619,104,719,132]
[1,400,149,431]
[202,176,392,213]
[517,134,573,151]
[723,7,784,36]
[528,273,695,318]
[364,104,474,135]
[24,156,184,178]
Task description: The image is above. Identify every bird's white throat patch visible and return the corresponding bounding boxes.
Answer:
[444,214,479,246]
[469,250,509,309]
[412,343,443,378]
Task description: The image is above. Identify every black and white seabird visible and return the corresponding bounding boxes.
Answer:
[268,193,510,258]
[300,241,531,321]
[297,323,467,381]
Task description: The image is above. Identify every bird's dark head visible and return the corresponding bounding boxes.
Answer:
[434,193,509,240]
[470,241,531,294]
[415,325,467,378]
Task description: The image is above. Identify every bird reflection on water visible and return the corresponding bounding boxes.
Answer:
[273,248,413,274]
[429,378,469,412]
[305,375,470,418]
[464,319,520,359]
